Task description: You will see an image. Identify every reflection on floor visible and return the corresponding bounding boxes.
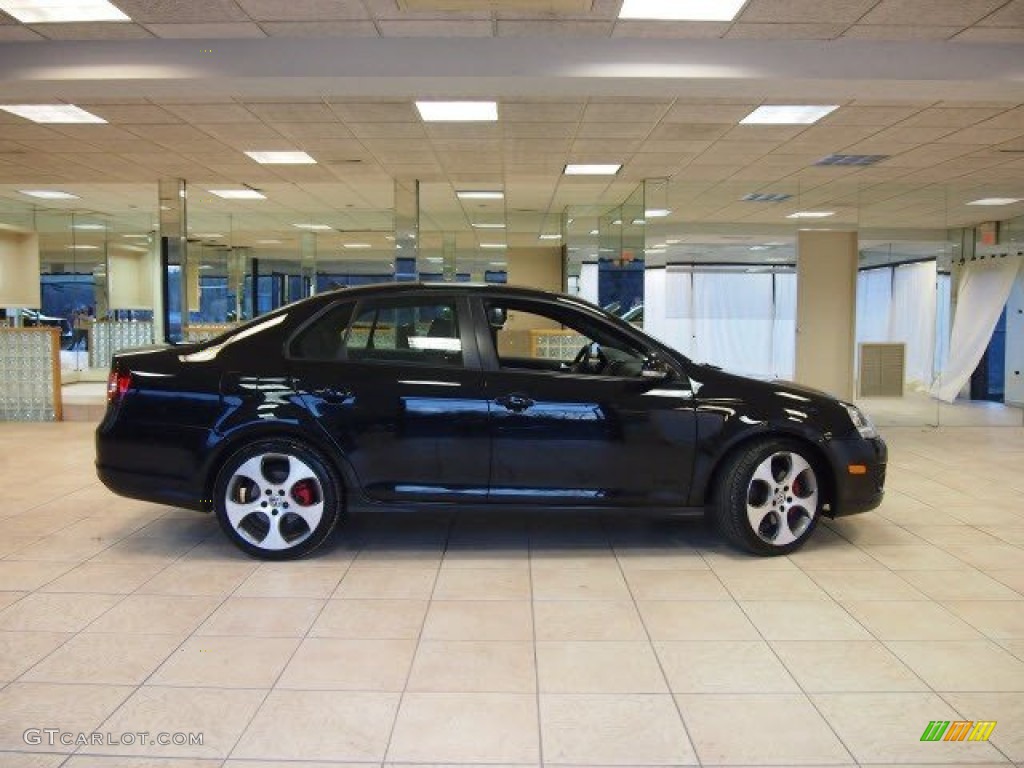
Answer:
[60,382,107,422]
[858,391,1024,428]
[0,422,1022,766]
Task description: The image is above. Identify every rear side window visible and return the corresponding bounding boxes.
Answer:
[346,298,463,367]
[289,302,355,360]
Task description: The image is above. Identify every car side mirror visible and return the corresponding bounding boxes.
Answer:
[641,355,670,380]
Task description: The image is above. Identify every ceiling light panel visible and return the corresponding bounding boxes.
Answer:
[564,164,622,176]
[416,101,498,122]
[19,189,79,199]
[0,104,106,124]
[245,151,316,164]
[618,0,747,21]
[208,189,267,200]
[966,198,1022,206]
[787,211,836,219]
[741,105,839,125]
[457,190,504,200]
[0,0,130,23]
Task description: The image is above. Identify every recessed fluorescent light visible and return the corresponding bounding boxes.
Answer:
[645,208,671,218]
[19,189,79,200]
[343,243,371,249]
[787,211,835,219]
[631,219,646,226]
[1,104,105,124]
[646,248,666,255]
[966,198,1022,206]
[415,101,498,122]
[539,234,562,240]
[480,243,507,250]
[257,239,282,244]
[293,223,332,231]
[0,0,130,22]
[590,229,599,235]
[123,234,149,239]
[73,223,105,230]
[489,261,506,266]
[665,239,681,245]
[66,244,98,250]
[742,105,839,125]
[457,190,504,200]
[245,151,316,165]
[565,163,621,176]
[618,0,746,21]
[472,222,506,229]
[208,189,266,200]
[193,233,223,238]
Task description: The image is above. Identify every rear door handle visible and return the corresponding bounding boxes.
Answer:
[495,394,534,413]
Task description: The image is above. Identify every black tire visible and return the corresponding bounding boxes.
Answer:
[713,438,823,556]
[213,439,342,560]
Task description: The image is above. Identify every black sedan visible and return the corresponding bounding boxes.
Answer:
[96,283,886,559]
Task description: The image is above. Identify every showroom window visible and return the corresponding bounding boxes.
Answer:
[344,298,463,367]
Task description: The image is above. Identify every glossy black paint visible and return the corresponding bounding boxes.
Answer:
[96,283,886,522]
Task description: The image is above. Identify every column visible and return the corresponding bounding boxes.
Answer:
[158,178,186,343]
[395,180,419,281]
[795,230,858,401]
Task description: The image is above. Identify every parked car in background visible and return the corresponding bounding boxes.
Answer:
[96,283,886,560]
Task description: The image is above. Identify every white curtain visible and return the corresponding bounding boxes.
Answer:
[889,262,937,390]
[693,272,775,377]
[931,258,1022,402]
[934,273,951,377]
[772,272,797,380]
[579,262,599,305]
[856,269,892,343]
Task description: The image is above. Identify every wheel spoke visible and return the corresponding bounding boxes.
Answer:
[772,511,798,546]
[260,515,290,551]
[224,498,261,529]
[286,455,317,485]
[745,450,819,548]
[750,461,777,487]
[782,453,813,486]
[288,500,324,532]
[233,455,267,485]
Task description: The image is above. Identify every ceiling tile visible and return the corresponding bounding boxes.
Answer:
[842,24,960,39]
[236,0,369,20]
[575,122,651,139]
[378,19,492,35]
[273,122,354,139]
[89,105,182,124]
[198,123,285,141]
[740,0,876,23]
[244,103,337,122]
[162,104,260,123]
[30,22,153,40]
[583,102,668,123]
[145,23,267,38]
[663,103,756,124]
[726,22,846,38]
[363,0,491,19]
[0,25,42,40]
[501,102,584,123]
[496,19,612,36]
[611,20,728,38]
[649,124,731,141]
[953,27,1024,41]
[978,0,1024,25]
[329,102,418,122]
[349,123,427,139]
[261,21,379,36]
[860,0,1006,25]
[823,105,924,126]
[110,0,250,22]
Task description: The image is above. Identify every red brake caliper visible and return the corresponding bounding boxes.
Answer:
[291,480,317,506]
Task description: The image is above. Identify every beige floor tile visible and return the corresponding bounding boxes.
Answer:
[863,543,973,570]
[432,567,531,600]
[408,640,535,693]
[787,536,887,570]
[0,561,74,591]
[89,535,199,564]
[983,526,1024,547]
[38,562,165,594]
[333,565,437,599]
[66,758,223,767]
[0,631,71,681]
[86,594,221,636]
[842,600,984,641]
[136,561,257,596]
[278,637,415,691]
[533,600,646,641]
[941,691,1024,762]
[5,535,113,562]
[234,690,398,762]
[886,640,1024,691]
[441,547,530,570]
[677,692,852,765]
[717,569,831,601]
[0,592,122,633]
[541,693,696,765]
[772,640,927,692]
[81,687,265,759]
[655,640,799,693]
[150,635,300,688]
[614,546,709,571]
[388,692,539,763]
[904,524,1004,547]
[899,569,1022,601]
[0,682,132,752]
[741,600,872,641]
[21,632,181,685]
[531,566,631,601]
[310,598,428,639]
[990,569,1024,595]
[529,548,617,570]
[235,562,347,598]
[638,600,760,641]
[624,569,730,600]
[944,544,1024,571]
[196,596,324,637]
[808,569,926,601]
[0,591,26,610]
[812,691,1006,764]
[420,600,533,641]
[536,640,665,694]
[1,755,68,767]
[946,504,1024,527]
[944,600,1024,639]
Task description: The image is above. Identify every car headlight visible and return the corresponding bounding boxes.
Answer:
[841,402,878,439]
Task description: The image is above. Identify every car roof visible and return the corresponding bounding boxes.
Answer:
[309,281,590,306]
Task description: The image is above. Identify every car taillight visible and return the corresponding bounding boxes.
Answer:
[107,368,132,403]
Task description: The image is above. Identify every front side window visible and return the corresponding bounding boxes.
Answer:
[484,298,647,377]
[345,298,463,367]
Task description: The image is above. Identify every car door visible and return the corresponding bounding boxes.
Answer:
[474,294,697,506]
[288,292,491,503]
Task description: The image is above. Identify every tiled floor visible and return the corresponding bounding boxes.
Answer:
[1,421,1023,767]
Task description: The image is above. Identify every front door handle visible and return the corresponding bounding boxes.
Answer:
[495,393,534,413]
[311,387,353,404]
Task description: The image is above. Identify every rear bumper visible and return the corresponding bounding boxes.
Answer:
[96,463,206,512]
[826,435,887,517]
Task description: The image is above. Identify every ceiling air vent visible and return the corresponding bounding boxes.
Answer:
[399,0,592,10]
[742,192,793,203]
[815,154,890,167]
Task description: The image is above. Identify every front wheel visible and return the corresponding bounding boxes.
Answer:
[713,439,823,555]
[213,439,341,560]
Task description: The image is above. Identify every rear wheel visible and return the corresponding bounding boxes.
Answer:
[213,439,341,560]
[714,438,823,555]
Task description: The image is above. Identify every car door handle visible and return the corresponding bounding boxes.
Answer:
[311,387,353,404]
[495,394,534,413]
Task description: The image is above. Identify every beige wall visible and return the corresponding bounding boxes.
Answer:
[0,232,40,308]
[506,246,562,294]
[795,230,857,401]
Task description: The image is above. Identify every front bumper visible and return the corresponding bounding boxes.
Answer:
[826,435,887,517]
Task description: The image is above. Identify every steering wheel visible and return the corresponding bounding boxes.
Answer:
[570,341,608,374]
